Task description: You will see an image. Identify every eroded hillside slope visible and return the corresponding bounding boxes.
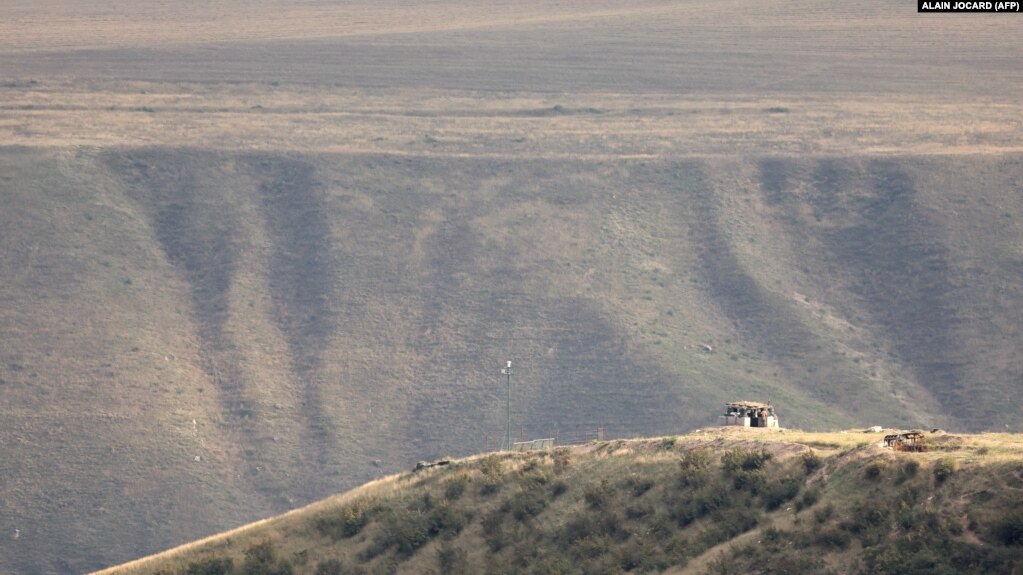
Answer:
[4,148,1023,572]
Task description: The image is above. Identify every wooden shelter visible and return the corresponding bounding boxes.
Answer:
[719,401,779,428]
[883,431,926,452]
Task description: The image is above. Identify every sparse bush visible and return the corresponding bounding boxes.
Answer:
[502,488,548,521]
[697,506,760,550]
[389,511,430,555]
[722,448,773,474]
[479,455,504,495]
[584,479,616,509]
[991,510,1023,546]
[479,454,503,478]
[814,527,852,550]
[762,476,802,510]
[933,458,958,484]
[813,503,834,523]
[444,473,470,500]
[314,559,343,575]
[661,436,678,450]
[625,503,654,519]
[185,557,234,575]
[369,500,457,559]
[618,539,658,571]
[801,450,823,473]
[864,459,887,481]
[570,534,611,559]
[562,510,628,549]
[518,466,552,489]
[624,474,654,497]
[897,459,920,483]
[437,544,470,574]
[241,540,292,575]
[678,449,713,488]
[428,502,470,537]
[551,479,569,497]
[669,485,737,527]
[795,487,820,511]
[552,448,572,475]
[846,498,890,535]
[482,514,508,553]
[731,469,766,494]
[316,501,368,540]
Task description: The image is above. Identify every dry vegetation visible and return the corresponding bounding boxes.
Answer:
[2,0,1023,572]
[94,430,1023,575]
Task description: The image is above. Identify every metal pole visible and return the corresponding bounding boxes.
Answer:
[501,360,512,450]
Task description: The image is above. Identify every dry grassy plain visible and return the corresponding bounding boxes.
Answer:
[2,0,1023,572]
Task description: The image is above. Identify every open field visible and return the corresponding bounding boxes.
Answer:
[2,0,1023,572]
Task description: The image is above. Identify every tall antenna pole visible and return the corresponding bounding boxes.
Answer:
[501,360,513,450]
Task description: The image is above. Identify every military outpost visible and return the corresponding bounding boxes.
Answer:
[719,401,780,428]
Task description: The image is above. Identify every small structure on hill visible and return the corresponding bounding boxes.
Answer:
[514,438,555,452]
[883,431,926,452]
[719,401,779,428]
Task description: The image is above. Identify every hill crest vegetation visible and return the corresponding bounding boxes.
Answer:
[95,429,1023,575]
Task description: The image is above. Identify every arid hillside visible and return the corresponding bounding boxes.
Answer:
[95,429,1023,575]
[1,1,1022,573]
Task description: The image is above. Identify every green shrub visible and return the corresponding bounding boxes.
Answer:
[444,473,470,501]
[678,449,713,488]
[551,479,569,497]
[625,503,654,519]
[316,502,368,540]
[669,485,736,527]
[721,449,773,474]
[991,510,1023,546]
[185,557,234,575]
[314,559,343,575]
[390,513,430,555]
[552,448,572,475]
[428,502,471,537]
[697,506,760,550]
[569,534,611,559]
[864,460,887,481]
[813,503,834,523]
[502,487,548,521]
[845,498,890,534]
[584,479,616,509]
[814,527,852,550]
[661,436,678,450]
[241,540,292,575]
[479,454,504,478]
[437,544,470,575]
[731,469,766,494]
[762,476,802,510]
[679,448,713,471]
[624,474,654,497]
[618,539,659,571]
[801,450,823,473]
[368,503,448,558]
[479,458,504,495]
[481,506,514,551]
[518,466,552,489]
[897,459,920,483]
[933,458,958,484]
[795,487,820,512]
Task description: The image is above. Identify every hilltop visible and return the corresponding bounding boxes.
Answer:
[95,428,1023,575]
